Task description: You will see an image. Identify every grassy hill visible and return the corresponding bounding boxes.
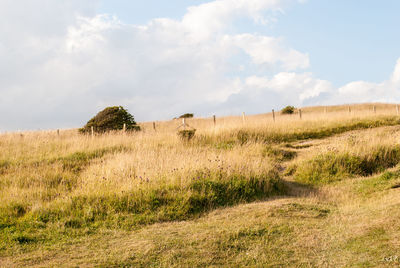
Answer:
[2,103,400,267]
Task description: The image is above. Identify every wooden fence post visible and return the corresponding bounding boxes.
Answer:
[299,109,302,120]
[57,129,59,136]
[153,122,156,131]
[272,109,275,122]
[348,106,351,114]
[91,126,94,138]
[123,123,126,132]
[213,115,216,127]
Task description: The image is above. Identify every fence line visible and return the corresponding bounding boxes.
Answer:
[137,104,400,132]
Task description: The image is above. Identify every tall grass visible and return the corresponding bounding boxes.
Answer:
[1,103,400,252]
[291,126,400,184]
[0,132,284,250]
[293,146,400,184]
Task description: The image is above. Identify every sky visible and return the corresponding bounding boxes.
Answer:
[1,0,400,131]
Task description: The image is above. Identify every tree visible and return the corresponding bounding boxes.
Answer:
[79,106,140,134]
[281,106,295,115]
[178,113,194,119]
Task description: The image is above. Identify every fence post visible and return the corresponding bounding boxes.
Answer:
[153,122,156,131]
[348,106,351,114]
[91,126,94,138]
[57,129,59,136]
[183,118,186,129]
[373,105,376,114]
[299,109,302,120]
[242,112,245,124]
[213,115,216,127]
[397,105,399,115]
[123,123,126,132]
[272,109,275,122]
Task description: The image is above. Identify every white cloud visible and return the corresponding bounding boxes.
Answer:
[245,72,332,100]
[391,58,400,85]
[0,0,313,130]
[217,72,332,113]
[1,0,399,131]
[323,59,400,104]
[181,0,291,41]
[226,34,309,70]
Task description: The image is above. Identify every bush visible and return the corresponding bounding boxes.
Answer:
[79,106,140,134]
[179,113,194,119]
[281,106,295,115]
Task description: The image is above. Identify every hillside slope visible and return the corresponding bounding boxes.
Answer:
[1,103,400,267]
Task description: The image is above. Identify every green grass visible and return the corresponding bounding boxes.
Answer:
[52,145,129,173]
[0,169,285,252]
[357,169,400,196]
[293,145,400,185]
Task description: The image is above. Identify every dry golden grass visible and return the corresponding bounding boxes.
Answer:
[2,103,400,267]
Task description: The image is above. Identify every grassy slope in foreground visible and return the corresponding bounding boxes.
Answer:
[0,134,285,254]
[3,168,400,267]
[2,105,400,266]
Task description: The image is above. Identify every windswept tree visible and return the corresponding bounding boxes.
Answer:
[79,106,140,134]
[179,113,194,119]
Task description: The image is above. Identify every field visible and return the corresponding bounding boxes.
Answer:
[2,103,400,267]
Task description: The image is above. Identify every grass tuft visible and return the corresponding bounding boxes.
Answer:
[293,145,400,184]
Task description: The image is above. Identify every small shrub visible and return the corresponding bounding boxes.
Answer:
[281,106,295,115]
[178,129,196,141]
[79,106,140,134]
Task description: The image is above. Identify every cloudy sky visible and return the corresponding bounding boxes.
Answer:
[1,0,400,131]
